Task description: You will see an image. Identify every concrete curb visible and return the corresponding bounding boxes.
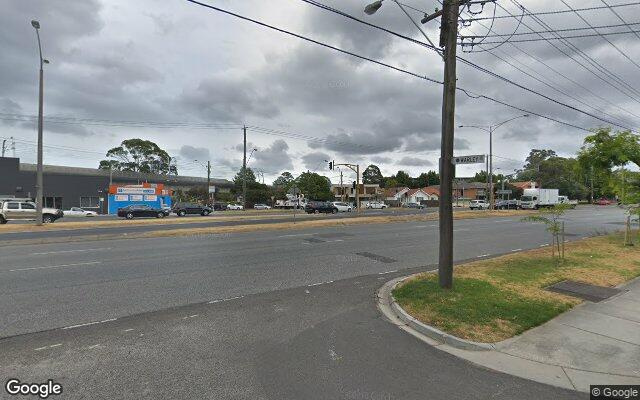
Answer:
[384,275,494,351]
[378,273,640,393]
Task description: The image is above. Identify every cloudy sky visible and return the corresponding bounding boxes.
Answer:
[2,0,640,184]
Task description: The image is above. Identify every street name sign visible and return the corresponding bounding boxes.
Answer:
[452,154,485,165]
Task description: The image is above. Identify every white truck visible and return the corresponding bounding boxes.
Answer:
[274,194,307,209]
[520,188,559,209]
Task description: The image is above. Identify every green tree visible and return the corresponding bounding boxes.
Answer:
[395,170,412,187]
[518,155,588,200]
[362,165,384,185]
[296,172,333,201]
[522,204,572,262]
[578,128,640,170]
[233,167,257,187]
[273,171,294,187]
[98,139,177,175]
[523,149,557,171]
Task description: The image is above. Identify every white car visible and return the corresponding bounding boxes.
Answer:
[227,204,244,210]
[253,204,271,210]
[366,201,387,209]
[469,200,489,210]
[332,201,352,212]
[63,207,98,217]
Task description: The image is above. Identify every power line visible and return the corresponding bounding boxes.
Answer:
[600,0,640,42]
[465,1,640,22]
[494,0,640,107]
[463,21,640,38]
[293,0,632,131]
[471,28,640,43]
[420,0,640,123]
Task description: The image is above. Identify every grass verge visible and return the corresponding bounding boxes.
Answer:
[392,232,640,343]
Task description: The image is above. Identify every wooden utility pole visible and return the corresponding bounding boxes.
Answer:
[242,126,247,210]
[207,161,211,204]
[437,0,461,289]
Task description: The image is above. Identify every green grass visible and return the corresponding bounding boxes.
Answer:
[393,277,571,339]
[390,232,640,342]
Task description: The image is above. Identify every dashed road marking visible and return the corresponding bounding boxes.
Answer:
[62,318,116,330]
[307,280,334,287]
[511,248,523,252]
[208,295,244,304]
[34,343,62,351]
[122,328,134,332]
[540,244,549,247]
[476,254,490,258]
[378,270,398,275]
[9,261,102,272]
[87,344,101,350]
[182,314,199,320]
[31,248,111,256]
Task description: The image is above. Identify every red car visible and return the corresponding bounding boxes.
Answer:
[596,198,614,205]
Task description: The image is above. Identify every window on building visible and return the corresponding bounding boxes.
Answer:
[80,196,100,208]
[44,197,63,209]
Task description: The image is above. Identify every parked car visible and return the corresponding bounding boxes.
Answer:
[305,201,338,214]
[213,203,227,211]
[404,202,425,209]
[117,204,167,219]
[365,201,387,209]
[494,200,518,210]
[332,201,352,212]
[227,203,244,210]
[253,204,272,210]
[172,202,212,217]
[558,196,578,209]
[63,207,98,217]
[0,201,63,224]
[596,198,614,205]
[469,200,490,210]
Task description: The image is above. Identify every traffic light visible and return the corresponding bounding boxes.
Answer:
[352,181,356,190]
[328,161,334,170]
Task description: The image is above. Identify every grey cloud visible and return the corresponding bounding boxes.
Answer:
[179,145,210,162]
[251,139,293,174]
[301,151,331,170]
[181,74,280,123]
[397,156,432,167]
[371,156,391,164]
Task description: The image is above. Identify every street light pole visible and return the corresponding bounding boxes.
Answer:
[459,114,529,211]
[31,20,48,226]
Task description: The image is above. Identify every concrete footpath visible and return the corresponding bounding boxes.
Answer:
[379,275,640,393]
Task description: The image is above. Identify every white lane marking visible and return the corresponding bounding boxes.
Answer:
[307,280,334,287]
[123,328,134,332]
[31,248,111,256]
[413,225,429,228]
[277,233,317,238]
[34,343,62,351]
[378,270,398,275]
[208,295,244,304]
[476,254,490,258]
[430,224,438,227]
[324,239,344,243]
[540,244,549,247]
[87,344,101,349]
[62,318,116,330]
[511,248,523,252]
[9,261,101,272]
[182,314,199,320]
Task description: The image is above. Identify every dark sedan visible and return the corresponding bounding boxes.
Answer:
[494,200,519,210]
[404,202,425,209]
[117,205,168,219]
[305,201,338,214]
[172,202,212,216]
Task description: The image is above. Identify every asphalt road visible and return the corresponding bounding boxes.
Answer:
[0,206,624,399]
